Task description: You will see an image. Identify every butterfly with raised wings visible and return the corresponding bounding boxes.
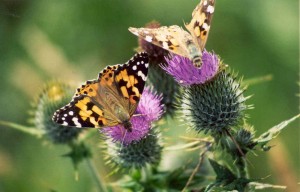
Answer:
[52,52,149,132]
[129,0,215,68]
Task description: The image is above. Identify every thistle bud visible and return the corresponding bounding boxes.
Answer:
[105,130,162,170]
[181,70,249,135]
[33,82,81,144]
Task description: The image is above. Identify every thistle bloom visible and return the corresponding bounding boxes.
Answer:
[162,50,219,86]
[102,87,163,145]
[163,50,249,137]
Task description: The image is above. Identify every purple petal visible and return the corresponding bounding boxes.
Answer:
[136,87,164,122]
[101,86,164,145]
[102,116,150,145]
[162,50,220,86]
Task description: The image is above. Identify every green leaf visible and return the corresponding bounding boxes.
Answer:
[64,142,92,169]
[205,186,239,192]
[208,159,236,182]
[205,178,252,192]
[249,182,286,190]
[115,163,207,192]
[255,114,300,151]
[206,159,253,192]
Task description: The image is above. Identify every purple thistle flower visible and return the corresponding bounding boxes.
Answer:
[102,87,163,145]
[162,50,220,86]
[136,87,164,122]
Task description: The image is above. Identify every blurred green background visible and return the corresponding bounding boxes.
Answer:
[0,0,298,191]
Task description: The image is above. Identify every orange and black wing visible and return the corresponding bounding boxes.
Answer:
[52,52,149,128]
[114,52,149,115]
[52,64,121,128]
[129,26,192,58]
[185,0,216,50]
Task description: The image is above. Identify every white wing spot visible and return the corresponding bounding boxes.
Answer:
[141,60,144,64]
[162,41,169,49]
[145,63,149,68]
[69,111,74,116]
[137,61,140,65]
[64,114,68,117]
[203,0,208,5]
[132,65,137,70]
[207,5,214,14]
[202,23,209,30]
[62,117,65,120]
[145,35,153,42]
[62,122,69,126]
[72,117,82,127]
[137,71,147,81]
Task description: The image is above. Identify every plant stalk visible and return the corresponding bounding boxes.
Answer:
[0,120,45,136]
[86,158,108,192]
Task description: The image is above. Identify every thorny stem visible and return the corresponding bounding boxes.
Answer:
[225,129,245,157]
[0,120,45,136]
[225,129,252,175]
[86,158,108,192]
[236,157,250,192]
[181,143,212,192]
[236,156,249,179]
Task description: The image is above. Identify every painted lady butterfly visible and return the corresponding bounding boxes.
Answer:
[52,52,149,132]
[129,0,215,68]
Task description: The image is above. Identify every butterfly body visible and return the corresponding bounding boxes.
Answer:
[186,40,202,68]
[129,0,215,68]
[52,52,149,131]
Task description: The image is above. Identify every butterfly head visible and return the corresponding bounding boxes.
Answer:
[122,120,132,132]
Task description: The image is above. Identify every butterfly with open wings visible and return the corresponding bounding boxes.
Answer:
[129,0,215,68]
[52,52,149,132]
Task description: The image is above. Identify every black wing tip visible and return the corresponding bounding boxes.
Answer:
[52,112,58,122]
[136,51,149,59]
[130,52,149,65]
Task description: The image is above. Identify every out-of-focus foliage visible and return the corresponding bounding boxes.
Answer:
[0,0,298,191]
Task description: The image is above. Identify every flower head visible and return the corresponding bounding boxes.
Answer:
[104,130,162,170]
[136,87,164,122]
[182,70,249,135]
[162,50,220,86]
[33,81,82,144]
[102,87,164,145]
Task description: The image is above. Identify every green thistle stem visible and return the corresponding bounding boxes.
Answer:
[86,158,108,192]
[235,156,249,179]
[182,143,211,192]
[0,120,45,136]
